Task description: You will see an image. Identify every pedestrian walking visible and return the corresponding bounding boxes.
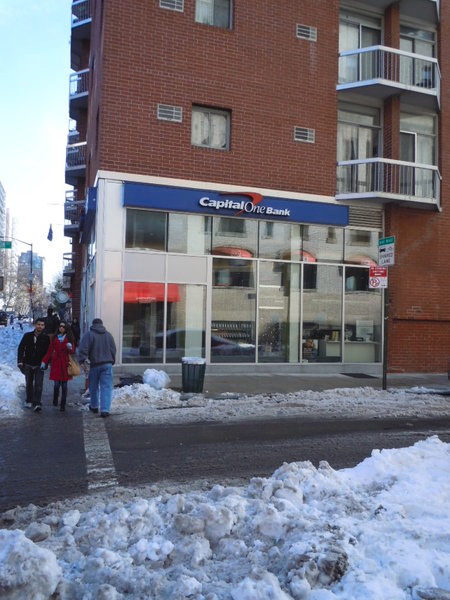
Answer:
[70,317,81,347]
[78,318,116,418]
[41,322,75,412]
[43,306,60,340]
[17,317,50,412]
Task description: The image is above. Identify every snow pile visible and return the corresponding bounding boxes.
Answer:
[1,436,449,599]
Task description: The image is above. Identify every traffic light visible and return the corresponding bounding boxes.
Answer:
[0,275,3,291]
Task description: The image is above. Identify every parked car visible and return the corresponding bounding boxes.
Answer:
[0,311,8,327]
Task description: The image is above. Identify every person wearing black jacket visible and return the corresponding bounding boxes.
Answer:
[17,318,50,412]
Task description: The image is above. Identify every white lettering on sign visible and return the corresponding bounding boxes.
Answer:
[199,197,290,217]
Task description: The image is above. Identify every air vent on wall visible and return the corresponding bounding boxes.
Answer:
[296,24,317,41]
[157,104,183,122]
[294,127,315,143]
[159,0,184,11]
[348,206,383,230]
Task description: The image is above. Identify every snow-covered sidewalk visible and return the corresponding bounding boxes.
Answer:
[1,325,449,599]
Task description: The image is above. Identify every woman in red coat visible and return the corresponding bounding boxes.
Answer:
[41,322,75,411]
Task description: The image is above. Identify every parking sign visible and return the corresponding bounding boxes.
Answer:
[378,236,395,266]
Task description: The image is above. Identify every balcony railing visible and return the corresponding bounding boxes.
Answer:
[66,142,87,170]
[336,158,441,209]
[63,253,76,276]
[64,190,85,238]
[72,0,92,27]
[338,45,440,108]
[69,69,89,98]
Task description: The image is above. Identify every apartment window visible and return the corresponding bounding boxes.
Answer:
[339,12,381,83]
[191,106,230,149]
[337,103,381,194]
[400,27,435,88]
[195,0,231,28]
[400,112,437,198]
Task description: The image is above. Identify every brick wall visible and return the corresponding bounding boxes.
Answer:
[91,0,340,197]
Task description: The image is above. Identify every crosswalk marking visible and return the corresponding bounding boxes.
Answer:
[82,413,118,491]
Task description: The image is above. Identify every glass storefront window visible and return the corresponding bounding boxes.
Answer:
[258,261,301,363]
[344,266,381,363]
[126,210,166,251]
[122,281,166,363]
[259,222,302,260]
[303,225,344,263]
[168,214,211,255]
[211,258,256,362]
[344,229,378,264]
[165,284,206,363]
[302,265,343,362]
[212,217,258,258]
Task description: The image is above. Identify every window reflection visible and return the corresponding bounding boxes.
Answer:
[168,214,211,254]
[211,258,256,362]
[258,262,300,363]
[126,210,166,251]
[344,266,381,363]
[122,282,205,363]
[302,265,343,362]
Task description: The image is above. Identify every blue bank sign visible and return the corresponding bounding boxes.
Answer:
[123,183,349,226]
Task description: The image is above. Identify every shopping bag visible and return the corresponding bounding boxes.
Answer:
[67,355,81,377]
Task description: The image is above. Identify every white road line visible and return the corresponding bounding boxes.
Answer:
[82,413,118,491]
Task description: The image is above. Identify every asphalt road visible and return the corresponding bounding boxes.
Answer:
[1,409,449,512]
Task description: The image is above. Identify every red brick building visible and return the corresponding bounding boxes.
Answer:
[65,0,449,374]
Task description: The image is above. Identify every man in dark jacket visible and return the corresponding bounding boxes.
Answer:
[78,318,116,418]
[43,306,60,340]
[17,318,50,411]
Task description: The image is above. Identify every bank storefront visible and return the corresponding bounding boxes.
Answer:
[83,179,379,373]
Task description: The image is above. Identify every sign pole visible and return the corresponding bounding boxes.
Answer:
[382,284,389,390]
[378,236,395,391]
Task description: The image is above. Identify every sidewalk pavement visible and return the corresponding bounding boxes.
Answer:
[66,371,450,404]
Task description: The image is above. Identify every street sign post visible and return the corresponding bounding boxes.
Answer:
[378,236,395,266]
[369,266,388,289]
[378,236,395,391]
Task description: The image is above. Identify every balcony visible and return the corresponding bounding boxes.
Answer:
[346,0,439,25]
[65,141,87,186]
[64,190,85,238]
[338,46,440,111]
[62,275,72,291]
[71,0,92,70]
[63,253,76,277]
[69,69,89,119]
[336,158,441,210]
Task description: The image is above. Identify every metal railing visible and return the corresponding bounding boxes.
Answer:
[64,190,85,223]
[336,158,441,208]
[69,69,89,98]
[72,0,92,27]
[338,45,440,97]
[63,253,76,274]
[66,142,87,169]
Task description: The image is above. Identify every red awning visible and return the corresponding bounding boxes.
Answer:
[281,250,317,262]
[345,255,378,267]
[212,246,253,258]
[124,282,180,303]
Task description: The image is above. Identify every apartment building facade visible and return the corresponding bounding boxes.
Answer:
[64,0,449,374]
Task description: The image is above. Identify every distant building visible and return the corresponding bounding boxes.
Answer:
[18,251,44,289]
[64,0,449,375]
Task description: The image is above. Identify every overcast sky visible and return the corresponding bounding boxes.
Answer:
[0,0,72,285]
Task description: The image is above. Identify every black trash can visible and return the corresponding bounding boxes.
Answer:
[181,357,206,393]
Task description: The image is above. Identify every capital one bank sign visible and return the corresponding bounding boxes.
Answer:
[199,192,291,217]
[123,184,348,226]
